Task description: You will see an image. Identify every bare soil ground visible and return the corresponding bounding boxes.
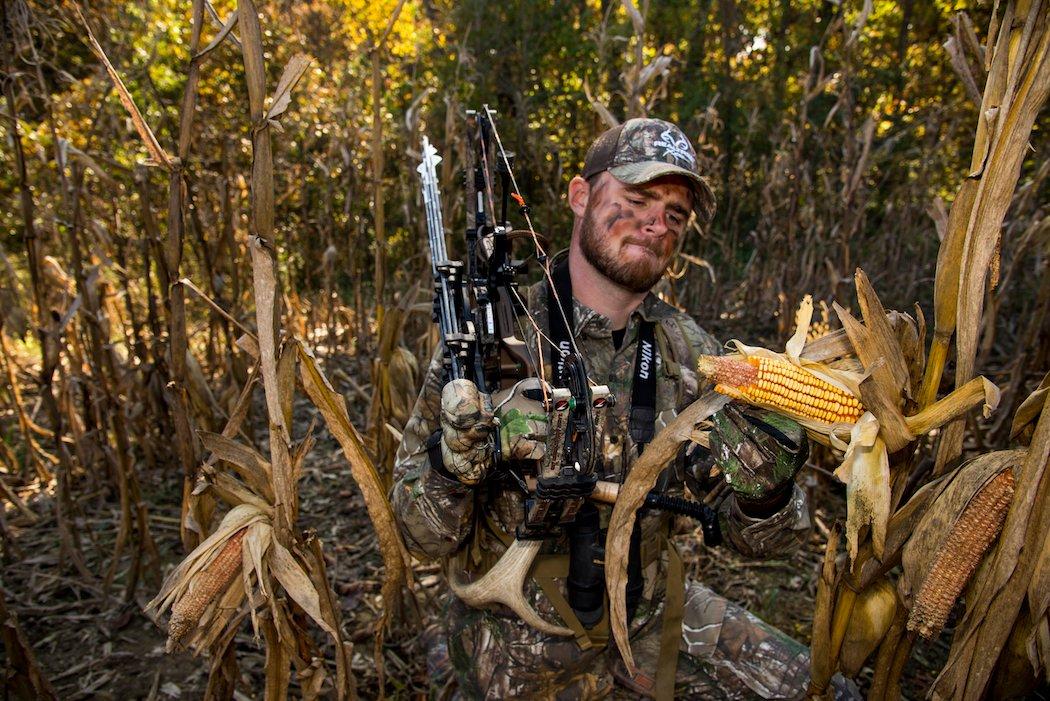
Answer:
[1,351,954,700]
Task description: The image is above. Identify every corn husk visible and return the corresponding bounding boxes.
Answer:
[702,274,999,563]
[148,505,270,652]
[899,450,1024,615]
[932,393,1049,698]
[840,579,899,677]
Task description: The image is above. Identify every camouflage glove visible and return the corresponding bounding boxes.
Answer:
[439,378,495,485]
[494,377,549,462]
[710,402,809,517]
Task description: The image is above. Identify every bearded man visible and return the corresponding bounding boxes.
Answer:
[392,118,857,699]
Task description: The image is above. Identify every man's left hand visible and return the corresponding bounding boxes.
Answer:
[709,403,809,517]
[494,377,549,462]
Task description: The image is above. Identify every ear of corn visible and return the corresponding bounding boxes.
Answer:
[907,468,1015,639]
[167,528,247,649]
[698,354,864,425]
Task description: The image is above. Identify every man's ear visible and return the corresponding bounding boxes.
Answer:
[568,175,590,218]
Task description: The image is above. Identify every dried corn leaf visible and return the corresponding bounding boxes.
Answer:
[854,270,911,400]
[1027,535,1050,675]
[195,8,238,61]
[291,421,316,488]
[785,294,813,360]
[932,390,1050,698]
[905,376,1000,436]
[895,308,925,399]
[249,236,296,534]
[72,4,173,168]
[62,142,118,187]
[921,179,976,409]
[190,364,260,537]
[800,326,856,363]
[268,540,336,638]
[938,8,1050,469]
[242,520,273,636]
[262,616,291,701]
[305,536,358,699]
[185,349,225,419]
[277,343,296,435]
[1011,371,1049,440]
[203,467,274,514]
[387,347,420,426]
[834,304,914,452]
[265,54,312,124]
[807,524,840,697]
[178,278,257,341]
[236,333,261,361]
[297,343,413,621]
[606,391,729,675]
[199,431,274,502]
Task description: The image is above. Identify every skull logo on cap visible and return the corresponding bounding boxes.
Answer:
[654,129,695,166]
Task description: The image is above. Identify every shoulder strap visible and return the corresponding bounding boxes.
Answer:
[629,320,658,452]
[548,261,658,453]
[547,259,574,385]
[655,536,684,701]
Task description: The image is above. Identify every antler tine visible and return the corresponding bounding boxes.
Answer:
[449,539,573,637]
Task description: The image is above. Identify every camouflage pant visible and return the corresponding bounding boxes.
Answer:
[426,583,860,700]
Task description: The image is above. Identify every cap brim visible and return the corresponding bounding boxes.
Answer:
[609,161,715,217]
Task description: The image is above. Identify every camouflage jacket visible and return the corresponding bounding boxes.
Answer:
[390,275,810,635]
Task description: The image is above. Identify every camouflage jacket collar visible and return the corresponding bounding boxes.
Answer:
[538,250,680,341]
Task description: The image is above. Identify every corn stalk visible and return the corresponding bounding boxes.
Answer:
[0,585,57,700]
[923,0,1050,472]
[2,0,89,579]
[146,3,413,697]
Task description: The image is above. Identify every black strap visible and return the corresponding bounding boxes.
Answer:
[425,430,459,483]
[548,260,574,385]
[629,320,657,451]
[546,259,658,453]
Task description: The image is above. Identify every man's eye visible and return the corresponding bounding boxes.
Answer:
[627,197,645,206]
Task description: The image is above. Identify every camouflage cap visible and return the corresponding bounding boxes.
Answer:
[583,118,715,222]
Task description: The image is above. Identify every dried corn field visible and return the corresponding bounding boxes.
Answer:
[1,0,1048,699]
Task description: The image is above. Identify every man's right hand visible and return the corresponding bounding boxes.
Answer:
[439,378,495,485]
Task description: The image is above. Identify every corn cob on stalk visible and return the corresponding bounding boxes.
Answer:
[907,468,1015,639]
[168,528,246,648]
[697,355,864,425]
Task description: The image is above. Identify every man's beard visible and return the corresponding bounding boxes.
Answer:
[578,204,670,294]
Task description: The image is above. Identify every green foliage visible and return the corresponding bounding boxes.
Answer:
[1,0,1045,344]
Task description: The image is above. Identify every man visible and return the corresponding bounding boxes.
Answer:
[392,118,856,699]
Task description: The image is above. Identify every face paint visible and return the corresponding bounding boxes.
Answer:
[579,198,668,293]
[576,174,689,293]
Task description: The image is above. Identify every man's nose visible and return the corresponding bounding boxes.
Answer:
[642,206,671,237]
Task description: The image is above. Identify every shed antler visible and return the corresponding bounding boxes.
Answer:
[449,538,573,637]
